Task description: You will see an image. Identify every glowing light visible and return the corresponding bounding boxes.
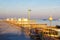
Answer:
[48,16,53,26]
[6,18,9,21]
[18,18,21,21]
[49,16,53,21]
[22,18,28,21]
[11,18,14,21]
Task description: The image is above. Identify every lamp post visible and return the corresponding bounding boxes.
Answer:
[28,9,31,29]
[28,9,31,20]
[48,16,53,27]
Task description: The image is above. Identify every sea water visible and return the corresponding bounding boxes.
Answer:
[35,20,60,26]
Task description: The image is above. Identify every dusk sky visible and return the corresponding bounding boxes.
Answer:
[0,0,60,19]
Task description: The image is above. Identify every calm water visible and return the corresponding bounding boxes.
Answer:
[0,21,59,40]
[0,22,30,40]
[36,20,60,26]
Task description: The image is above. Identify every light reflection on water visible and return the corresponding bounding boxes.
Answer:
[0,21,59,40]
[0,22,30,40]
[0,27,30,40]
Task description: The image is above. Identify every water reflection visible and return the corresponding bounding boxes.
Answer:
[0,22,30,40]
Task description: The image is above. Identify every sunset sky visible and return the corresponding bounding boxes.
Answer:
[0,0,60,19]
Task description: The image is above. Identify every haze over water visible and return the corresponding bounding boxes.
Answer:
[36,20,60,26]
[0,0,60,19]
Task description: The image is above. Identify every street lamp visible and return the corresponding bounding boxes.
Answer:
[28,9,31,29]
[48,16,53,27]
[28,9,31,20]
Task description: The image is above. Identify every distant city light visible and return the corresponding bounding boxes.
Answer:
[6,18,10,21]
[49,16,53,21]
[22,18,28,21]
[11,18,14,21]
[18,18,21,21]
